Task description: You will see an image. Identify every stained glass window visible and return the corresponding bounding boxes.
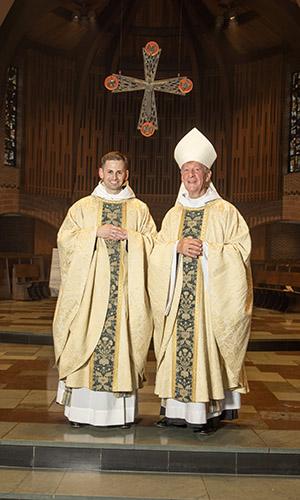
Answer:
[4,65,18,167]
[289,72,300,173]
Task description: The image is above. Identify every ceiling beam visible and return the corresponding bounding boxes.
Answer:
[243,0,300,52]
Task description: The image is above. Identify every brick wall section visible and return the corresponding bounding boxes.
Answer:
[283,172,300,222]
[0,187,69,229]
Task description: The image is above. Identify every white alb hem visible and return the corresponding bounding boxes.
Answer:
[57,381,137,426]
[164,391,240,425]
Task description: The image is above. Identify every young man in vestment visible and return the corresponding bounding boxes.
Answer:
[149,128,252,434]
[53,151,156,427]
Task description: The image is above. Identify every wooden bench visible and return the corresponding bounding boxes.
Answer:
[252,270,300,289]
[12,264,49,301]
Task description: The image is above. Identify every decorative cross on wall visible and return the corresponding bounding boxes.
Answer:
[104,41,193,137]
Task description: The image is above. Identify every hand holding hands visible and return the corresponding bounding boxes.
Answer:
[97,224,128,240]
[177,237,203,258]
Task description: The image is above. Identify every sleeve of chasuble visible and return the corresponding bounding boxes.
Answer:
[148,207,182,359]
[57,199,97,285]
[126,203,157,381]
[53,198,100,364]
[206,202,253,390]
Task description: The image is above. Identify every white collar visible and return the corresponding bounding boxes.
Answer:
[177,183,221,208]
[91,182,136,201]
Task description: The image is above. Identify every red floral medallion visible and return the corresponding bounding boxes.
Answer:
[104,75,119,91]
[140,121,155,137]
[144,41,160,57]
[178,78,193,94]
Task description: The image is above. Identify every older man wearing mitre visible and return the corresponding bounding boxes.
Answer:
[149,128,252,433]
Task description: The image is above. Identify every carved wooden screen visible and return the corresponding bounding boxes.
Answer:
[231,55,284,202]
[197,69,228,197]
[73,65,228,200]
[73,67,197,199]
[73,67,106,199]
[23,49,75,198]
[21,48,285,212]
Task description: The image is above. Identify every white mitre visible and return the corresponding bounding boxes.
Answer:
[174,127,220,204]
[174,127,217,169]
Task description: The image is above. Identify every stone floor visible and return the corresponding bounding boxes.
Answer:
[0,301,299,497]
[0,299,300,341]
[0,342,300,431]
[0,468,300,499]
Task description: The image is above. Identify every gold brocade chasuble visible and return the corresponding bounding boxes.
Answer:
[53,195,156,392]
[149,199,252,404]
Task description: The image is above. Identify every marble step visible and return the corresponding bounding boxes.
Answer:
[0,424,299,476]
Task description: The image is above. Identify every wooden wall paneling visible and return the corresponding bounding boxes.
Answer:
[231,55,284,202]
[73,67,106,199]
[183,0,234,199]
[70,0,136,200]
[23,49,75,198]
[196,69,227,198]
[0,0,61,172]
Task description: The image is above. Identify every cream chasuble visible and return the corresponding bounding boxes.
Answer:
[149,193,252,424]
[53,183,156,425]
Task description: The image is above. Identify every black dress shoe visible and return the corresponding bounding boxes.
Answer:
[193,425,213,435]
[121,423,132,429]
[69,421,84,428]
[155,417,169,428]
[193,416,220,434]
[155,417,187,428]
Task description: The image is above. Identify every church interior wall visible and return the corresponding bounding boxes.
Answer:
[266,221,300,261]
[0,35,297,235]
[250,221,300,263]
[0,46,288,230]
[0,214,34,254]
[283,171,300,221]
[0,214,57,256]
[249,224,267,261]
[34,219,57,256]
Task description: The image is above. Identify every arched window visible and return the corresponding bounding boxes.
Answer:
[4,65,18,167]
[289,71,300,173]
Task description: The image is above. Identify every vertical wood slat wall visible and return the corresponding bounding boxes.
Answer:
[22,48,284,208]
[23,49,75,198]
[231,55,284,202]
[73,68,199,200]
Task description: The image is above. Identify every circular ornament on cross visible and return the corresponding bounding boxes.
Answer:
[104,75,119,91]
[140,121,155,137]
[178,78,193,94]
[144,41,160,57]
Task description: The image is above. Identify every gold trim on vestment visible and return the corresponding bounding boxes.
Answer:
[192,258,202,401]
[177,207,185,239]
[172,324,177,397]
[174,206,205,403]
[112,201,127,391]
[200,205,208,241]
[89,199,103,388]
[172,208,185,398]
[191,206,207,401]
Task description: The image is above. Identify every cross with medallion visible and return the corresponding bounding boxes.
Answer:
[104,41,193,137]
